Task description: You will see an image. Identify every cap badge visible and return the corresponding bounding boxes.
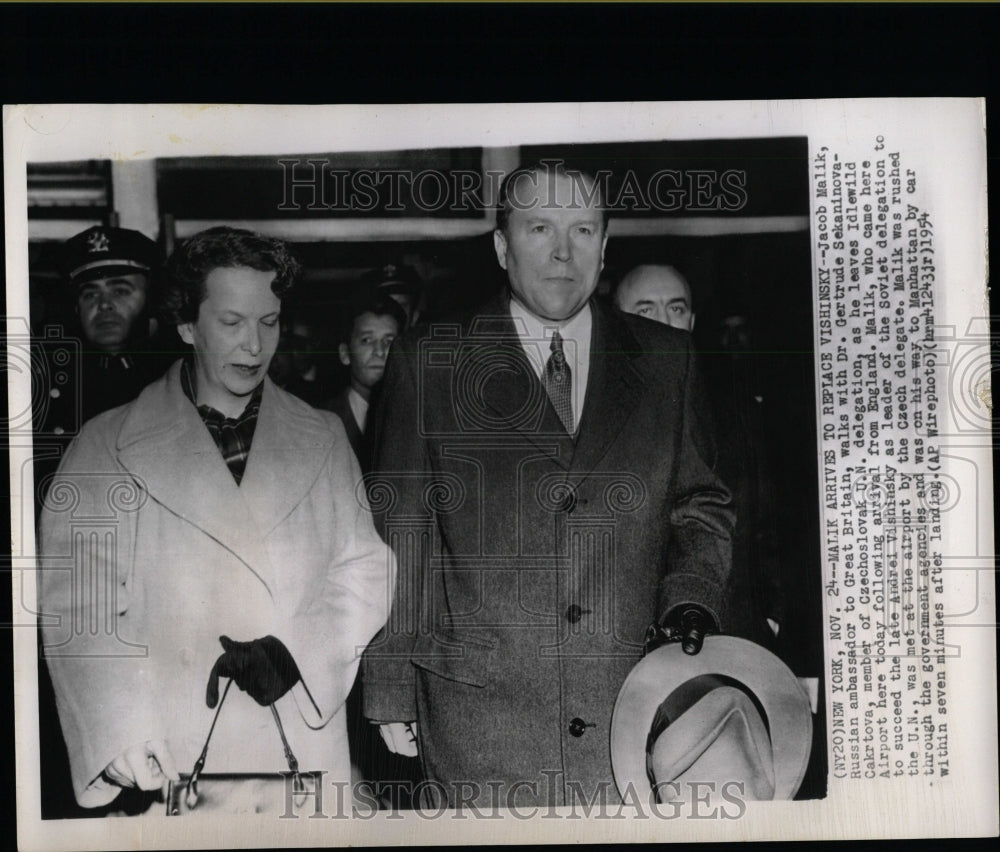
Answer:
[86,230,111,253]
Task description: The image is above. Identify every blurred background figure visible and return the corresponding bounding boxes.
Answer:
[269,308,337,409]
[360,262,423,329]
[330,295,406,467]
[614,263,695,331]
[331,295,416,810]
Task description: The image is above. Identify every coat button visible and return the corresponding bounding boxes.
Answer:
[566,604,583,624]
[568,717,593,737]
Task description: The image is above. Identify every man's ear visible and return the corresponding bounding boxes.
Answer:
[493,229,509,271]
[338,342,351,367]
[600,230,609,271]
[177,323,195,346]
[690,313,696,332]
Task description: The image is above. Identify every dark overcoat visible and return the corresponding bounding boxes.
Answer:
[361,294,734,808]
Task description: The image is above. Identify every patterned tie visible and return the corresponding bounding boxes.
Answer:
[544,330,574,434]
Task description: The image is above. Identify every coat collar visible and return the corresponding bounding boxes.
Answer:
[463,291,574,468]
[464,292,646,473]
[115,360,335,592]
[570,299,646,472]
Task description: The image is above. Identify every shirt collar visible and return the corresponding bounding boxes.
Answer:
[343,386,368,432]
[96,352,135,370]
[180,357,264,422]
[508,297,592,348]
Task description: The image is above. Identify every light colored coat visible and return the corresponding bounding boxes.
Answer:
[40,361,394,807]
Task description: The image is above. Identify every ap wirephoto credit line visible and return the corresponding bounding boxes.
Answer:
[4,100,994,849]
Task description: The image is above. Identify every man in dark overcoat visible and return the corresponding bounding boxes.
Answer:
[362,162,734,809]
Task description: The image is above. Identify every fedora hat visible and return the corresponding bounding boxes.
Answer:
[611,636,812,802]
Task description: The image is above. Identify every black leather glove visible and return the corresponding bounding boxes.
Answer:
[644,605,716,656]
[205,635,301,708]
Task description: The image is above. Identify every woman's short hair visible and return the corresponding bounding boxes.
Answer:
[162,226,301,325]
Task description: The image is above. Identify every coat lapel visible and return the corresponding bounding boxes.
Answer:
[114,363,330,594]
[471,294,574,469]
[570,302,646,474]
[239,379,334,537]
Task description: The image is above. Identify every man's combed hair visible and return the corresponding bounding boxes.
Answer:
[340,294,407,344]
[495,160,610,234]
[162,226,301,325]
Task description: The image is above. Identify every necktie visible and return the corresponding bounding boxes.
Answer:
[544,330,574,434]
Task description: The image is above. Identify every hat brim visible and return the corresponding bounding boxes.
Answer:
[71,260,152,284]
[611,636,812,801]
[376,281,421,297]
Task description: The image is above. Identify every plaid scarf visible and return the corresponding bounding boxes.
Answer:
[181,359,263,486]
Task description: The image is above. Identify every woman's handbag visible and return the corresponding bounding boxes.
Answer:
[165,680,322,815]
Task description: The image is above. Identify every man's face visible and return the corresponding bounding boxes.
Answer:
[339,312,399,392]
[177,266,281,417]
[615,267,695,331]
[75,272,149,352]
[494,171,607,323]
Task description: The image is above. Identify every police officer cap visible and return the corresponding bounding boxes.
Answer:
[60,225,163,285]
[361,262,422,297]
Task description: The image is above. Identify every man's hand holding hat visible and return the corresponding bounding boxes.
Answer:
[611,635,813,802]
[645,604,717,656]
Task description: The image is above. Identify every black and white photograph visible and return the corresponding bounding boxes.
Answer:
[5,100,994,848]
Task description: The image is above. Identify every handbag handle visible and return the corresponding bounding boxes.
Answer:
[184,678,303,809]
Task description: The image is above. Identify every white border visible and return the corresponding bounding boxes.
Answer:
[6,100,995,849]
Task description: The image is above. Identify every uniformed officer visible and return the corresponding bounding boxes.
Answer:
[33,225,172,500]
[33,225,174,818]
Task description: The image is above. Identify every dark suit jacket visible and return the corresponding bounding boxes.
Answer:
[361,293,734,807]
[328,387,366,470]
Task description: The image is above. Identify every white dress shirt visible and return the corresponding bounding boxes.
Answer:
[508,298,592,433]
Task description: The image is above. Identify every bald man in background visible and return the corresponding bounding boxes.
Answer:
[614,264,695,332]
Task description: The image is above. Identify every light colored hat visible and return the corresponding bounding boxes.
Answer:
[611,636,812,801]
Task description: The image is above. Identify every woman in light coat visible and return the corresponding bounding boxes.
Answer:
[39,227,394,811]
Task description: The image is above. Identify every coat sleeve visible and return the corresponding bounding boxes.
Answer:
[38,419,162,807]
[275,418,397,729]
[659,340,736,631]
[359,339,435,723]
